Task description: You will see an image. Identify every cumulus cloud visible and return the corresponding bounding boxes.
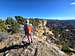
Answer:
[71,2,75,5]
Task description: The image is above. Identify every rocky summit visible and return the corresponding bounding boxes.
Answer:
[0,32,68,56]
[0,18,75,56]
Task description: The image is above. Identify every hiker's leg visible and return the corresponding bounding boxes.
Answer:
[29,33,33,43]
[27,34,30,43]
[31,33,33,43]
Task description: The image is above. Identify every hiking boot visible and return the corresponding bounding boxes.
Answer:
[22,41,26,45]
[31,41,33,43]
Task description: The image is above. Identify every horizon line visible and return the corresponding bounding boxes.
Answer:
[0,16,75,20]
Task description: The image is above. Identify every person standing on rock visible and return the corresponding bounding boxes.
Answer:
[24,19,33,44]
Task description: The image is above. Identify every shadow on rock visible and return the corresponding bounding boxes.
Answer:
[0,43,30,53]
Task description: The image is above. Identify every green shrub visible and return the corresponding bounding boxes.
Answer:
[12,23,20,33]
[0,19,7,32]
[62,44,71,53]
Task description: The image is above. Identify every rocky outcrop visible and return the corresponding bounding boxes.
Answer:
[0,21,69,56]
[0,33,68,56]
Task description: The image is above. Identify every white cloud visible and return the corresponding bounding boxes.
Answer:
[71,2,75,5]
[41,16,75,20]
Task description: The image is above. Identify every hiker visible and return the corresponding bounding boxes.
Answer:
[24,19,33,44]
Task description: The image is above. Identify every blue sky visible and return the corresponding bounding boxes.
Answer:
[0,0,75,20]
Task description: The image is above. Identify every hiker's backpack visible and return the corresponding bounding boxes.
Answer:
[24,23,32,34]
[28,24,32,33]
